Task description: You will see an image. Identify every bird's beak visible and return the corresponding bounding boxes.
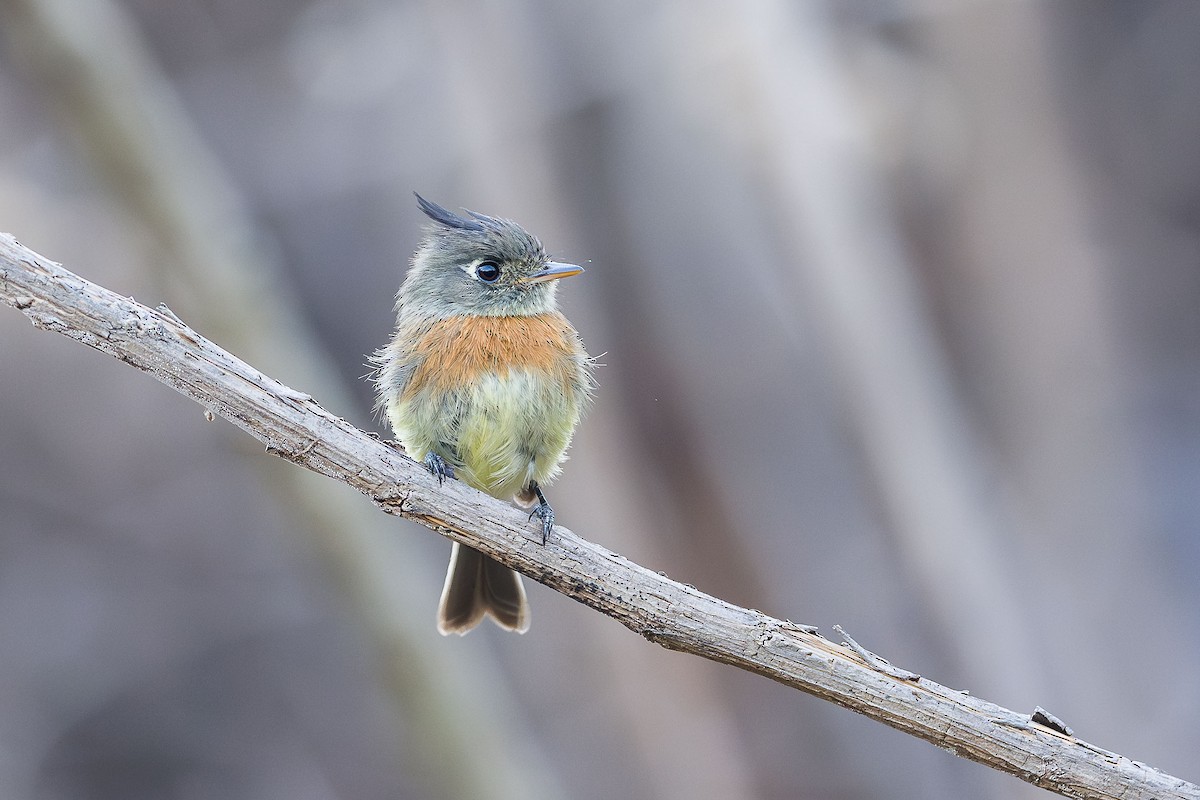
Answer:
[522,262,584,284]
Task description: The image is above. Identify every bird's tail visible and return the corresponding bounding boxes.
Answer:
[437,542,530,635]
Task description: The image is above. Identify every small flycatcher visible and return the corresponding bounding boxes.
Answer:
[375,194,592,635]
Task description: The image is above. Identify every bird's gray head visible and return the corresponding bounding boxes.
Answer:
[398,194,583,320]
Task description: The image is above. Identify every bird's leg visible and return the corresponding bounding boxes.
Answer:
[528,482,554,545]
[423,452,455,485]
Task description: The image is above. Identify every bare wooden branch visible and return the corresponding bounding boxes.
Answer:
[2,233,1196,800]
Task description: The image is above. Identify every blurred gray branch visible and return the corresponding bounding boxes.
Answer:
[3,236,1196,800]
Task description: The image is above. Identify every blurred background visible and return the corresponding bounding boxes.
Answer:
[0,0,1198,798]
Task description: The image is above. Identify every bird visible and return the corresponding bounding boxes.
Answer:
[374,194,592,635]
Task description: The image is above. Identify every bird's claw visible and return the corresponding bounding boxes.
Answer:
[424,452,455,485]
[529,503,554,546]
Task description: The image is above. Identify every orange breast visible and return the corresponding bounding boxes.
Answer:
[404,313,581,395]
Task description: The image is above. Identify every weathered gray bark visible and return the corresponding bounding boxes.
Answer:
[2,235,1196,800]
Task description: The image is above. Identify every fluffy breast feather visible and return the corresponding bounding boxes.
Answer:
[404,313,586,396]
[381,313,591,499]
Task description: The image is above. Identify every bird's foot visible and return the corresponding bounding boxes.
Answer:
[527,483,554,545]
[424,452,455,485]
[529,503,554,546]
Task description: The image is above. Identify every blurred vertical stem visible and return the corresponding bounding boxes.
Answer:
[731,0,1044,710]
[921,2,1190,733]
[0,0,561,798]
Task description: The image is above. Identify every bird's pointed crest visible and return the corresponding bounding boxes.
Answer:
[414,192,485,232]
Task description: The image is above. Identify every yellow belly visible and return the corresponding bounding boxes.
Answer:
[389,366,583,500]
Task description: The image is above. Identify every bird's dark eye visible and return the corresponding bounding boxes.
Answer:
[476,262,501,283]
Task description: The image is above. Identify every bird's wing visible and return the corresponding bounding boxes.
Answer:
[370,329,425,420]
